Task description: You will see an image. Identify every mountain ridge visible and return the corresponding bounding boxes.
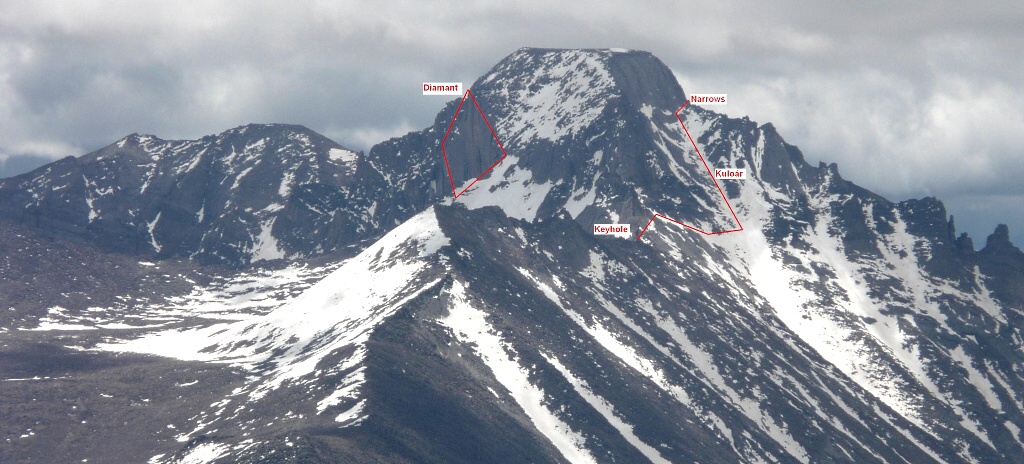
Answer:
[0,122,382,266]
[3,47,1024,463]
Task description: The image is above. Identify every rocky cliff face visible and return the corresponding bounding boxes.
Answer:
[3,48,1024,463]
[978,224,1024,308]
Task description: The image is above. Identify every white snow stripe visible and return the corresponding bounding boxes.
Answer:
[439,281,597,464]
[543,353,670,463]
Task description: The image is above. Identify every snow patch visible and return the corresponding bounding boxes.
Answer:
[176,442,228,464]
[329,148,358,164]
[278,170,295,197]
[456,155,554,221]
[564,184,597,219]
[950,345,1002,412]
[250,219,285,262]
[147,212,162,253]
[230,166,254,191]
[334,400,366,426]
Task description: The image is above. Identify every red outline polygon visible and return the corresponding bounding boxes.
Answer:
[441,89,509,199]
[636,100,744,239]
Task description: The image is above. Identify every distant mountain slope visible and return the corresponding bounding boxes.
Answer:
[0,124,385,266]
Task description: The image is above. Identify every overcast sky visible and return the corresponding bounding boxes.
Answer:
[1,1,1021,245]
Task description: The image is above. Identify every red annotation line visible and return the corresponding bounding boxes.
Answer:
[636,101,744,240]
[441,89,509,199]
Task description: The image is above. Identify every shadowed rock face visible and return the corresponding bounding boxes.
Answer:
[978,224,1024,307]
[440,95,507,192]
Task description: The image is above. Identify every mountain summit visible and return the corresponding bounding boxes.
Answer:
[3,48,1024,463]
[370,48,746,231]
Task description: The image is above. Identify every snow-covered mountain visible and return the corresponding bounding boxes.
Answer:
[3,48,1024,463]
[0,124,384,266]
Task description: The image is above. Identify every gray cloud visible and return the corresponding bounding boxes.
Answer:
[1,0,1021,244]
